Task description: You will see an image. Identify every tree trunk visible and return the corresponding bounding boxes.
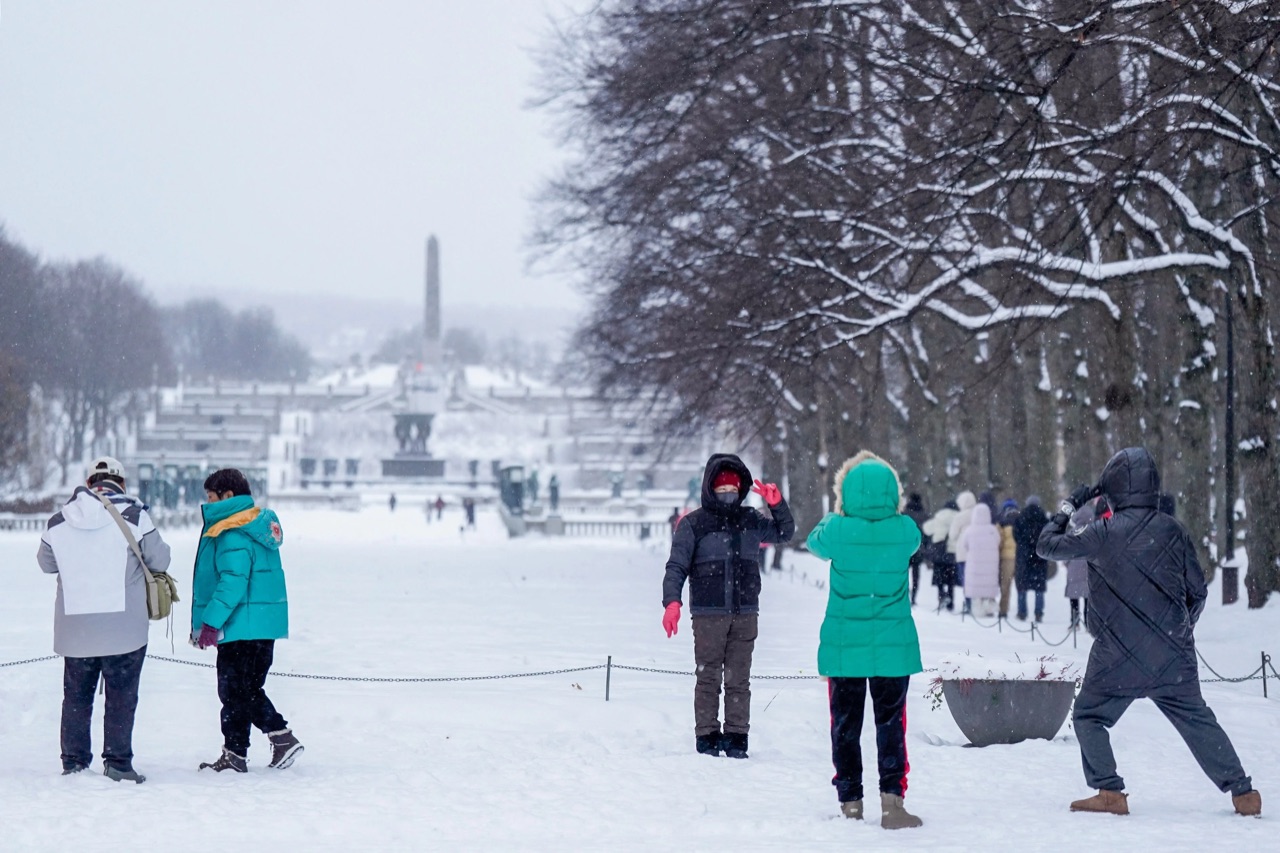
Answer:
[1235,271,1280,607]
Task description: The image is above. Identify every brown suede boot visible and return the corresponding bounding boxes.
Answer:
[840,800,863,820]
[1233,790,1262,817]
[880,793,923,829]
[1070,790,1129,815]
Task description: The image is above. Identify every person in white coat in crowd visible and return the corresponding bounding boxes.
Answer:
[959,503,1001,618]
[946,491,977,614]
[922,501,959,610]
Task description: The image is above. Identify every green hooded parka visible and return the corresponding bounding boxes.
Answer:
[808,451,922,678]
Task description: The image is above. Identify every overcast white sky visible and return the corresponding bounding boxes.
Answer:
[0,1,586,322]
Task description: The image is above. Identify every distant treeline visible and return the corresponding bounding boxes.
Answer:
[0,227,310,485]
[538,1,1280,606]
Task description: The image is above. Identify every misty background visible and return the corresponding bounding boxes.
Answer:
[0,1,585,363]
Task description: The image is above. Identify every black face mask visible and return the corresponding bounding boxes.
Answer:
[715,491,739,505]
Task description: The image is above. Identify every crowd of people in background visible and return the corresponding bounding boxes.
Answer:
[913,488,1092,626]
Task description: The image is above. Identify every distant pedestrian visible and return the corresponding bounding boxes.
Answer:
[997,499,1019,619]
[434,495,446,520]
[193,468,303,773]
[463,497,476,528]
[1039,448,1260,817]
[947,491,977,614]
[808,451,923,829]
[662,454,793,759]
[548,474,561,512]
[388,492,397,513]
[1013,496,1049,621]
[959,503,1000,617]
[922,500,959,611]
[38,457,172,783]
[1063,502,1095,630]
[902,493,928,606]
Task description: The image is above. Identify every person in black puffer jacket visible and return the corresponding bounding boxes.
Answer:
[1012,496,1049,621]
[662,453,794,758]
[1038,447,1260,818]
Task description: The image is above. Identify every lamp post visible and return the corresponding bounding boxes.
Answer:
[1223,287,1239,605]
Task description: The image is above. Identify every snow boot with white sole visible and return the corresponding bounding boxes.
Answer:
[267,729,304,769]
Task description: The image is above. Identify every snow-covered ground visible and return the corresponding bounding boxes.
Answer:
[1,506,1275,850]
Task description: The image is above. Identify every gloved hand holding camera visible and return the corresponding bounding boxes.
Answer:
[1060,483,1101,516]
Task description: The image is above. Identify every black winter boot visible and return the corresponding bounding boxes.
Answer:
[199,748,248,773]
[267,729,304,769]
[695,732,722,756]
[721,732,749,759]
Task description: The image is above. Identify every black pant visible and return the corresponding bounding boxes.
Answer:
[61,645,147,772]
[909,558,921,604]
[829,675,911,803]
[1074,682,1251,796]
[216,640,288,754]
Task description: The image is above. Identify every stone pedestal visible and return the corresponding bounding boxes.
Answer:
[381,457,446,478]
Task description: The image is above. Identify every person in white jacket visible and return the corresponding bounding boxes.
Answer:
[922,501,959,610]
[946,491,977,614]
[37,456,171,783]
[959,503,1001,617]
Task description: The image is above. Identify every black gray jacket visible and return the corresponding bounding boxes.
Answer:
[38,483,171,658]
[1037,447,1206,696]
[662,454,794,616]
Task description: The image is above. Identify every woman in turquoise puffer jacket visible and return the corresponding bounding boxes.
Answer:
[191,469,302,774]
[807,450,923,830]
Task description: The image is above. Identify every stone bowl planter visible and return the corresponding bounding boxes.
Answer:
[940,679,1076,747]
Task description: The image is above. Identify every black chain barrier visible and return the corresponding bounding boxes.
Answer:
[0,624,1266,692]
[0,654,59,668]
[946,607,1270,687]
[1194,649,1266,684]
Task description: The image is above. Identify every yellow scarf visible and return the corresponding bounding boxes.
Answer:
[204,507,261,538]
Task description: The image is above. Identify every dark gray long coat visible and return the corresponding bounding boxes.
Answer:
[1037,448,1207,696]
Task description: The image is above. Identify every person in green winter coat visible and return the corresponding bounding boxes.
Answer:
[191,468,303,774]
[808,450,923,830]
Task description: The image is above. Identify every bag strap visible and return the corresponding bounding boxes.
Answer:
[93,490,156,580]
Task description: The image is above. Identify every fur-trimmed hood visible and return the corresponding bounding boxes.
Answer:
[832,450,903,521]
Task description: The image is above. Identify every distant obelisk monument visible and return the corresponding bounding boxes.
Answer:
[424,235,442,366]
[381,235,446,479]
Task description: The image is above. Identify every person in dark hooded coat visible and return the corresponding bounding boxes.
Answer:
[903,493,928,606]
[1037,447,1260,818]
[662,454,794,758]
[1012,496,1049,620]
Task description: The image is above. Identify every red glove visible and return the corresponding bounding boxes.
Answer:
[196,624,220,649]
[751,479,783,507]
[662,602,681,637]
